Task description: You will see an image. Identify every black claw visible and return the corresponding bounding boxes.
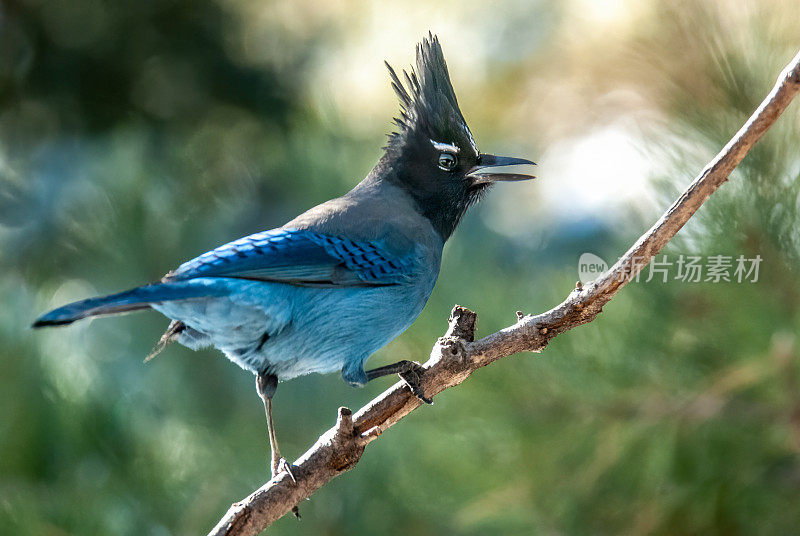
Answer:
[364,360,434,404]
[398,363,433,405]
[411,389,434,405]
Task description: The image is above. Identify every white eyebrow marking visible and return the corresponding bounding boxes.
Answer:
[430,140,460,153]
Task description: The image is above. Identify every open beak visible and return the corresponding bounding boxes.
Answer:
[466,154,536,184]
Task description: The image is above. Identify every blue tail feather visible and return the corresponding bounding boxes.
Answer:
[32,281,228,328]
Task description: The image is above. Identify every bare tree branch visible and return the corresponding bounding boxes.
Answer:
[208,48,800,536]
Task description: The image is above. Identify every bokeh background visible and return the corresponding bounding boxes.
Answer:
[2,0,800,534]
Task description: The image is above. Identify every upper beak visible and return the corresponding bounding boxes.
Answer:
[466,154,536,184]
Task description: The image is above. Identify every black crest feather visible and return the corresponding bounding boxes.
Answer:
[385,33,469,148]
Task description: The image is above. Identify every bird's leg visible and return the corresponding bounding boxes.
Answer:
[255,373,297,484]
[365,360,433,404]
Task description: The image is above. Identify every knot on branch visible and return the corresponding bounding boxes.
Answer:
[423,305,476,375]
[328,407,364,471]
[436,337,467,362]
[445,305,477,341]
[334,406,355,437]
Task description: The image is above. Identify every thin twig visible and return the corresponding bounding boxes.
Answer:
[208,48,800,536]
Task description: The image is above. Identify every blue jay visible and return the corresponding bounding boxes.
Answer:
[33,34,535,482]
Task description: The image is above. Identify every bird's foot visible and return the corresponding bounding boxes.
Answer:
[397,361,433,405]
[364,359,433,404]
[272,457,302,518]
[271,457,297,485]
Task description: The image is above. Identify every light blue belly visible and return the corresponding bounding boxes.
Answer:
[151,275,436,384]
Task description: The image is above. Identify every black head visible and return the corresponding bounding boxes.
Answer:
[378,33,535,240]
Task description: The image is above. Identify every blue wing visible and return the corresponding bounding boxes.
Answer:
[163,228,415,287]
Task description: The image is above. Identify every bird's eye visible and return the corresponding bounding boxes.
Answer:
[438,152,457,171]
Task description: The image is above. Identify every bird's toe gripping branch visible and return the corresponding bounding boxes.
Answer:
[396,361,434,405]
[364,359,434,404]
[274,458,297,485]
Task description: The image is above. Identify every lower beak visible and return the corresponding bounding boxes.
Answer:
[466,154,536,184]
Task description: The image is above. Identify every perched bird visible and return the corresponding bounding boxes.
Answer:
[33,34,535,483]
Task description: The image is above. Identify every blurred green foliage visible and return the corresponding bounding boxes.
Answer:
[2,1,800,535]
